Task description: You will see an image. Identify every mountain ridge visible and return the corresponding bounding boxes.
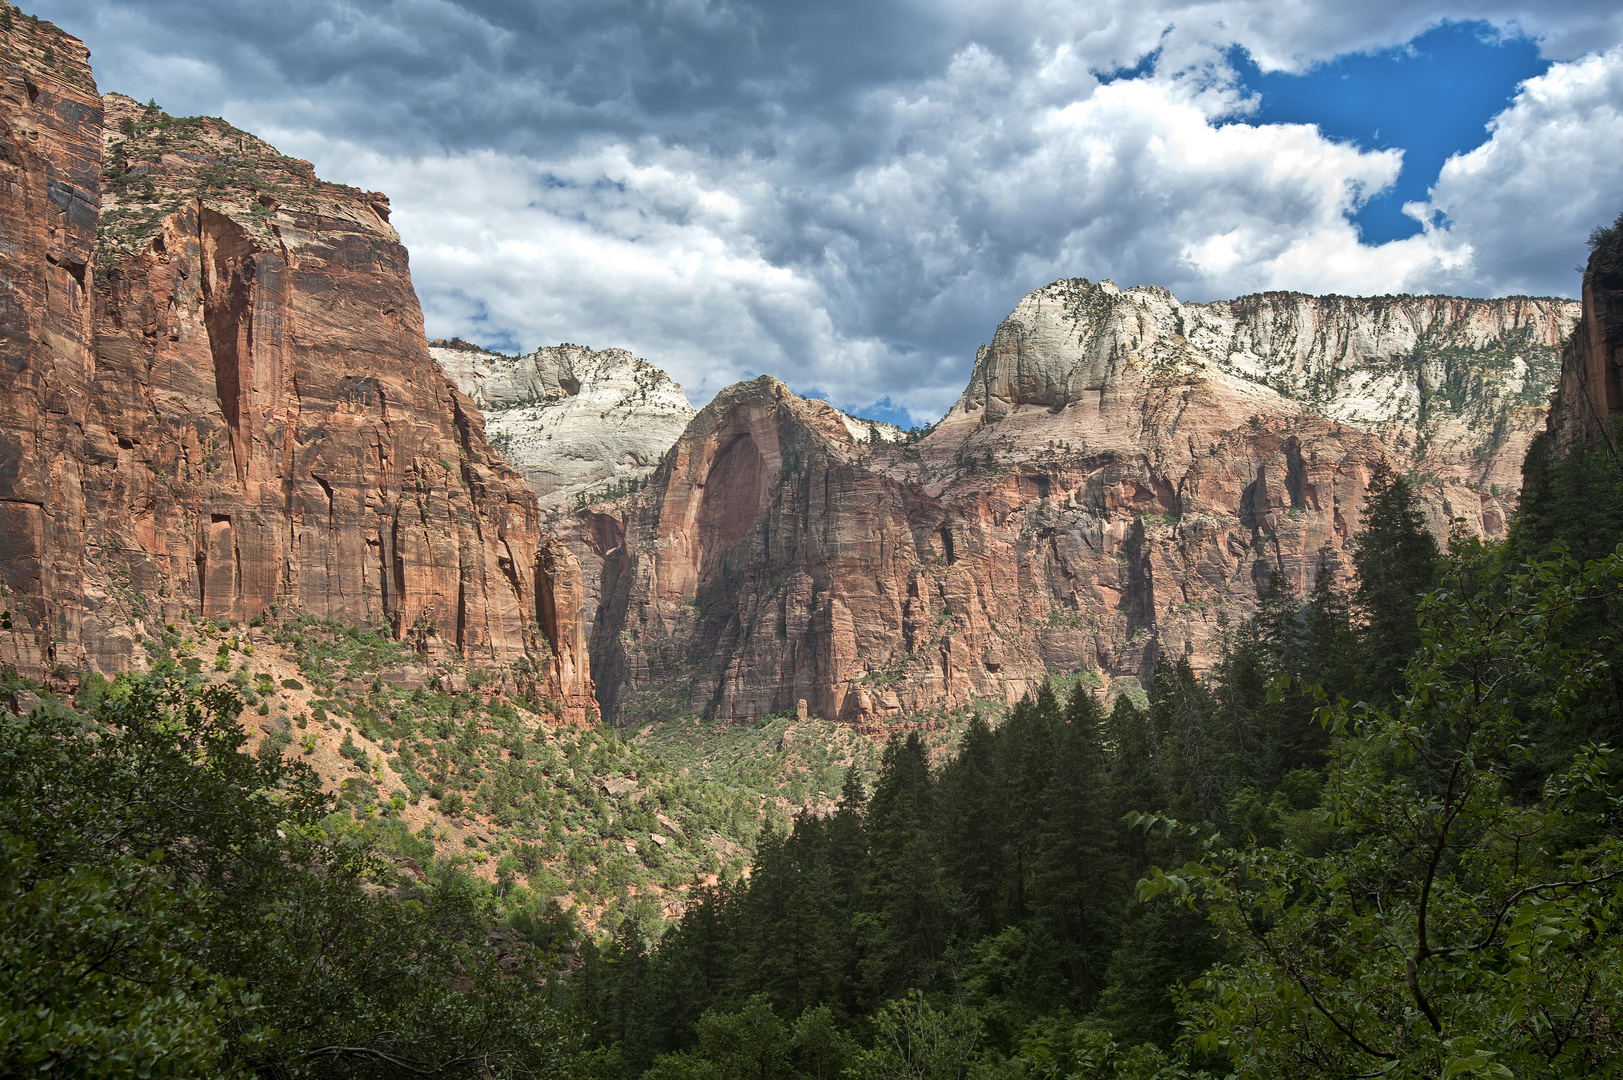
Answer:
[576,278,1577,726]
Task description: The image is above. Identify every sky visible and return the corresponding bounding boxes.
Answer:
[32,2,1623,426]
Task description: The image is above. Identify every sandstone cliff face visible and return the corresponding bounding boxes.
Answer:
[0,19,106,681]
[1548,231,1623,452]
[0,21,592,715]
[591,279,1577,726]
[431,340,695,509]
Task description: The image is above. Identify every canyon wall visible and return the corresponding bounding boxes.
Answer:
[0,19,592,715]
[1548,228,1623,452]
[590,279,1576,727]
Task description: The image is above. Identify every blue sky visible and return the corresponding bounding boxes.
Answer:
[32,2,1623,423]
[1236,22,1551,246]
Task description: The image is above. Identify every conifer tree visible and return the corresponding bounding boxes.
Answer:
[1028,685,1127,1012]
[934,714,1004,936]
[1351,459,1439,702]
[856,734,943,1007]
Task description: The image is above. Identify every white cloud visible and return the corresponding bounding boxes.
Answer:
[1408,46,1623,294]
[32,0,1623,420]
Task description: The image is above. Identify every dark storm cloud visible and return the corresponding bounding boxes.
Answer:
[32,1,1623,418]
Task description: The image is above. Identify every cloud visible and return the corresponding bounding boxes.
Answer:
[1411,46,1623,294]
[33,1,1623,421]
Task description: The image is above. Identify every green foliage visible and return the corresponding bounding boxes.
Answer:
[847,991,983,1080]
[1161,547,1623,1077]
[0,835,237,1076]
[0,672,581,1076]
[1587,209,1623,258]
[1351,458,1439,702]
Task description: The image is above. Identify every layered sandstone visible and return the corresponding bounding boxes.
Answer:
[590,279,1576,726]
[0,18,592,714]
[1548,229,1623,452]
[430,340,695,509]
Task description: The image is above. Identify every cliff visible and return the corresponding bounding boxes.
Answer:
[431,340,696,509]
[590,280,1577,726]
[0,16,592,715]
[1548,219,1623,452]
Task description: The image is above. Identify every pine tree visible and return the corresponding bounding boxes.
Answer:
[935,713,1005,936]
[855,733,943,1007]
[1351,459,1439,702]
[1027,685,1128,1012]
[1105,695,1165,874]
[1150,659,1221,825]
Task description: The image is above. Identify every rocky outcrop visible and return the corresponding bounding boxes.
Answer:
[590,279,1577,726]
[0,17,593,715]
[1548,227,1623,452]
[953,282,1575,497]
[431,340,695,509]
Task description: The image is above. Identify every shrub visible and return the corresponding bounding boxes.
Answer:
[337,732,368,770]
[259,730,292,759]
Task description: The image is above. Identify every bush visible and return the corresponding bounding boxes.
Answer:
[259,729,292,760]
[337,732,369,771]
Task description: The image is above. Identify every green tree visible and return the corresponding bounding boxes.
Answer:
[846,991,983,1080]
[1351,459,1439,702]
[1028,686,1126,1013]
[1154,547,1623,1078]
[0,672,580,1078]
[0,835,237,1077]
[856,734,944,1006]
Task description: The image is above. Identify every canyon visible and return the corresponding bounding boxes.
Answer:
[0,10,1591,740]
[585,280,1576,726]
[0,19,591,717]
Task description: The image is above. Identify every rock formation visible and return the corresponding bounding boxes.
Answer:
[1548,223,1623,453]
[590,279,1576,726]
[0,16,593,716]
[431,340,696,510]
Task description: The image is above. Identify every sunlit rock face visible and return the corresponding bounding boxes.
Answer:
[431,341,696,510]
[587,279,1577,727]
[0,19,593,716]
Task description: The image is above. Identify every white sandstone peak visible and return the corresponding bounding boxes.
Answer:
[431,341,696,508]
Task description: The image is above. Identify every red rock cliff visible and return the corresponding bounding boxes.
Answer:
[1548,225,1623,452]
[591,280,1575,727]
[0,17,593,715]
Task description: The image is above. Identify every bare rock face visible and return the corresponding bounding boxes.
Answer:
[431,340,695,509]
[0,20,593,715]
[1548,232,1623,452]
[591,280,1576,726]
[0,20,106,680]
